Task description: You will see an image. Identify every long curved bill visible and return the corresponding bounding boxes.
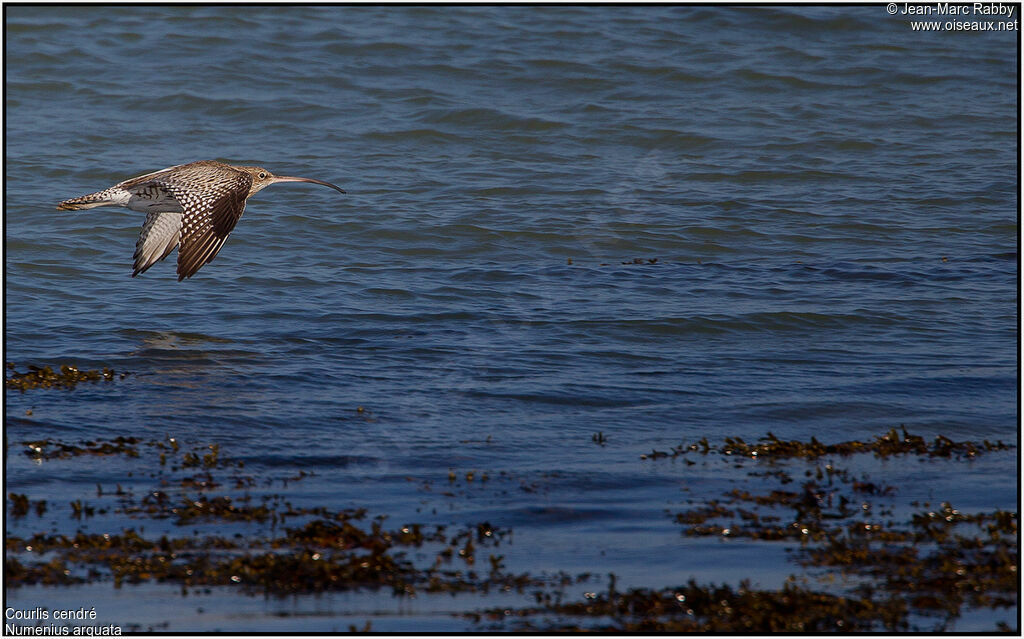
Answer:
[270,175,346,194]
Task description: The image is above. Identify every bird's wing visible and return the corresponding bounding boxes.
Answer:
[115,162,194,190]
[171,181,251,281]
[133,211,182,277]
[116,162,252,281]
[121,182,185,214]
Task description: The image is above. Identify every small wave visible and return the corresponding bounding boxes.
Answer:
[733,68,847,90]
[418,107,568,132]
[690,169,864,184]
[466,389,639,408]
[322,41,420,56]
[548,311,906,340]
[248,453,384,468]
[595,124,718,151]
[745,7,874,33]
[362,128,470,144]
[605,62,709,84]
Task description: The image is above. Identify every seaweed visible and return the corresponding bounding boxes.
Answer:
[5,430,1016,633]
[641,427,1010,461]
[473,428,1016,632]
[6,362,129,391]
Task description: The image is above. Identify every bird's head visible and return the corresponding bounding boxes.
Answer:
[235,165,346,198]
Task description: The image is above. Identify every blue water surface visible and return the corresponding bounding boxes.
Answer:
[4,5,1018,632]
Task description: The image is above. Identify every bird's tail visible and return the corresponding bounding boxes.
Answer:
[57,188,129,211]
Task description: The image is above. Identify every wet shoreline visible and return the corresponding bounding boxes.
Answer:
[6,384,1017,632]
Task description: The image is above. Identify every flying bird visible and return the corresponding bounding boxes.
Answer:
[57,160,346,280]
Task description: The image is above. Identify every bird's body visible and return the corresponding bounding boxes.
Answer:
[57,160,345,280]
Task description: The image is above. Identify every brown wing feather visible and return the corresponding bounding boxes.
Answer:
[175,186,249,280]
[113,161,252,280]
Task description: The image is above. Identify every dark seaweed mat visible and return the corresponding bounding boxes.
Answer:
[7,438,579,600]
[474,429,1017,632]
[5,429,1018,633]
[5,362,129,391]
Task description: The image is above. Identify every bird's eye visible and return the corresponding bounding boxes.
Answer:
[258,172,267,179]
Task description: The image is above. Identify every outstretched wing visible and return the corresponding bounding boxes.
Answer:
[133,211,182,276]
[119,161,253,280]
[174,185,249,281]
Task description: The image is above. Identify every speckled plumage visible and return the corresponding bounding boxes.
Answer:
[57,160,346,281]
